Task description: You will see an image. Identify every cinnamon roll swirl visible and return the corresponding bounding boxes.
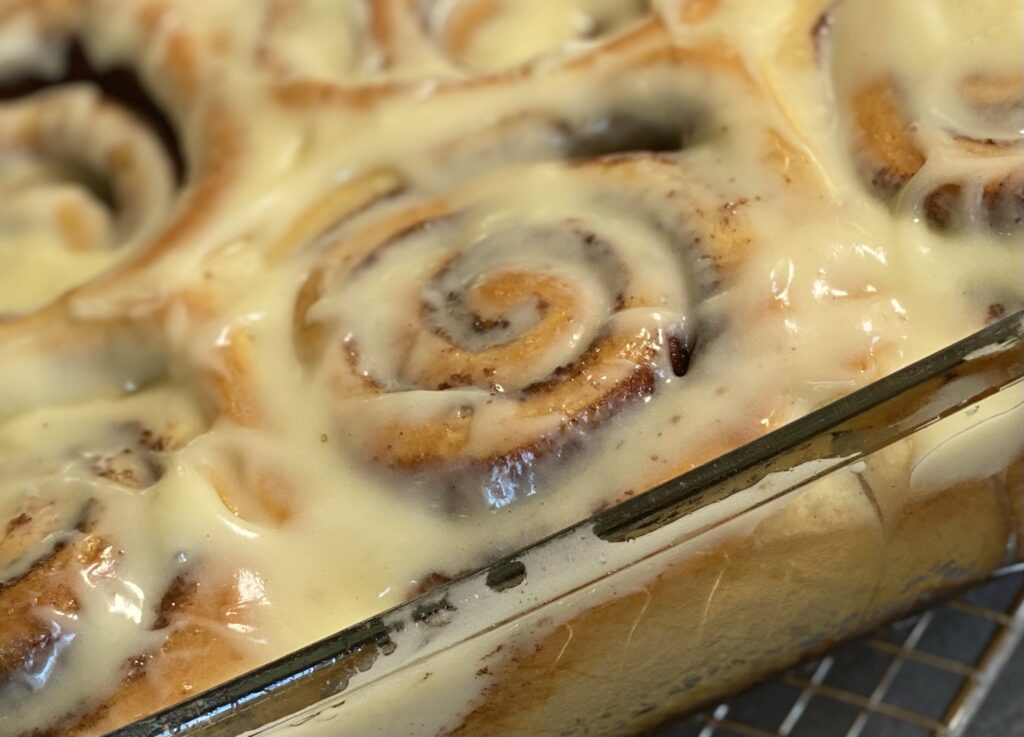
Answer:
[0,0,242,317]
[0,385,241,735]
[57,568,256,736]
[294,157,750,509]
[414,19,755,174]
[262,19,762,262]
[0,86,174,313]
[829,0,1024,234]
[261,0,656,82]
[259,0,661,105]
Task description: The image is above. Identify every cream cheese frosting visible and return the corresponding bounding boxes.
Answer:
[0,0,1020,732]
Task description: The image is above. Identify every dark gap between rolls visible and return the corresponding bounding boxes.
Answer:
[0,38,186,183]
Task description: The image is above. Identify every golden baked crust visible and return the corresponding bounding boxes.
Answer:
[452,447,1013,736]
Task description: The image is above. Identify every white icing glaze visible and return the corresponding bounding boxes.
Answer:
[0,0,1019,732]
[426,0,650,72]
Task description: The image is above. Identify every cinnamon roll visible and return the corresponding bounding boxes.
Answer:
[0,86,174,313]
[58,568,256,736]
[0,385,240,735]
[828,0,1024,233]
[262,18,764,260]
[412,19,758,175]
[253,0,795,269]
[0,0,242,317]
[259,0,661,105]
[293,157,749,510]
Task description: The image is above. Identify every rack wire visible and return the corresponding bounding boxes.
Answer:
[667,564,1024,737]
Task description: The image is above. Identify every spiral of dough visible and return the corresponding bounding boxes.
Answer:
[294,157,748,509]
[0,0,241,317]
[258,0,663,105]
[829,0,1023,234]
[0,385,241,735]
[0,86,175,313]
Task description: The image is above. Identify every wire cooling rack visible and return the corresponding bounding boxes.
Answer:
[662,564,1024,737]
